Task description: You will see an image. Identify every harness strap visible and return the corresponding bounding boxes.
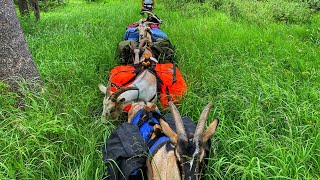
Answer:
[172,65,177,84]
[149,94,156,102]
[147,132,165,148]
[166,86,171,103]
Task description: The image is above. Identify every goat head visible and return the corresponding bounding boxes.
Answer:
[99,84,138,119]
[160,101,219,180]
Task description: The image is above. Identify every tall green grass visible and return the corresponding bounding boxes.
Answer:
[1,0,319,179]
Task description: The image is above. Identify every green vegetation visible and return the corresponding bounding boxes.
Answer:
[1,0,320,179]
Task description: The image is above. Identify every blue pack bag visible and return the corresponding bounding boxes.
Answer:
[123,28,168,41]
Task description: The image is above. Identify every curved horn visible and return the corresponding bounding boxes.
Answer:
[110,87,139,102]
[141,10,155,16]
[168,101,187,140]
[194,103,213,142]
[106,80,112,97]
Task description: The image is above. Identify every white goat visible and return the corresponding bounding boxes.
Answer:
[127,101,219,180]
[98,66,157,119]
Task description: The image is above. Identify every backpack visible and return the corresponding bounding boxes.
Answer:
[155,63,187,108]
[107,63,187,109]
[151,38,175,63]
[117,40,138,65]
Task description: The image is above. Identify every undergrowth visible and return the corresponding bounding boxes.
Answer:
[1,0,319,179]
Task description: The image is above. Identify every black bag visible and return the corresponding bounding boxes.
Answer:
[117,40,138,65]
[151,38,175,63]
[102,123,148,180]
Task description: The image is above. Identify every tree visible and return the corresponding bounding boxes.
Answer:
[0,0,42,93]
[17,0,40,21]
[18,0,40,21]
[18,0,29,16]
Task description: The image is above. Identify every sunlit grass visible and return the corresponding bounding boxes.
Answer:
[1,0,319,179]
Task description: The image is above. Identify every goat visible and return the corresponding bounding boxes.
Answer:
[127,101,219,180]
[98,66,157,119]
[99,34,160,120]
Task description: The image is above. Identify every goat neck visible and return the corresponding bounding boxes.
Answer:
[127,102,181,180]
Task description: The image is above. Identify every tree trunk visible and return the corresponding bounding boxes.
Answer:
[18,0,29,16]
[0,0,42,93]
[29,0,40,21]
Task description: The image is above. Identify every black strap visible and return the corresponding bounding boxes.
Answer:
[121,63,149,87]
[165,86,171,103]
[172,65,177,84]
[136,110,161,128]
[149,94,156,102]
[147,133,165,148]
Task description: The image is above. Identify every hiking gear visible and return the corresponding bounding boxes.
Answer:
[124,28,139,41]
[118,38,174,64]
[102,123,148,180]
[123,27,167,41]
[150,29,168,41]
[131,109,170,155]
[155,63,187,108]
[151,38,175,63]
[117,40,138,64]
[102,114,211,180]
[107,63,187,108]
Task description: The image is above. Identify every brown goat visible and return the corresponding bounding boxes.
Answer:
[128,101,219,180]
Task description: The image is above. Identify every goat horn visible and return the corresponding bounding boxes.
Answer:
[194,103,213,142]
[106,80,112,97]
[111,87,139,102]
[168,101,187,140]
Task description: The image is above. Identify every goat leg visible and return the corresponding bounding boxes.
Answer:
[134,48,140,64]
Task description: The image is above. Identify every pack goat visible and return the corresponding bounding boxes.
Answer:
[98,68,157,119]
[99,36,159,119]
[128,101,219,180]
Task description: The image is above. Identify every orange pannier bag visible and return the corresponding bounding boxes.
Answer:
[108,65,136,112]
[109,65,136,93]
[155,63,187,108]
[108,63,187,109]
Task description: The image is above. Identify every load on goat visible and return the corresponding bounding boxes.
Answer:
[99,10,187,120]
[102,101,219,179]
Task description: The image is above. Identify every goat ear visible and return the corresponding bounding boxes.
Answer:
[202,119,219,144]
[159,118,178,145]
[99,84,107,94]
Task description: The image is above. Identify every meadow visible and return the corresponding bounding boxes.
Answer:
[1,0,320,179]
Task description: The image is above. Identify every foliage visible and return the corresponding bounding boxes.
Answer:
[291,0,320,11]
[161,0,314,24]
[38,0,67,12]
[2,0,320,179]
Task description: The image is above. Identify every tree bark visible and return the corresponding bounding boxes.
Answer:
[0,0,42,92]
[18,0,29,16]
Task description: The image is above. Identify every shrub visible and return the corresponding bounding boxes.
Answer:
[218,0,312,24]
[38,0,67,12]
[289,0,320,11]
[271,0,312,24]
[181,2,215,17]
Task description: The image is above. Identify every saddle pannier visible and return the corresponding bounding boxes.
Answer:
[151,38,175,63]
[117,40,138,65]
[107,63,187,109]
